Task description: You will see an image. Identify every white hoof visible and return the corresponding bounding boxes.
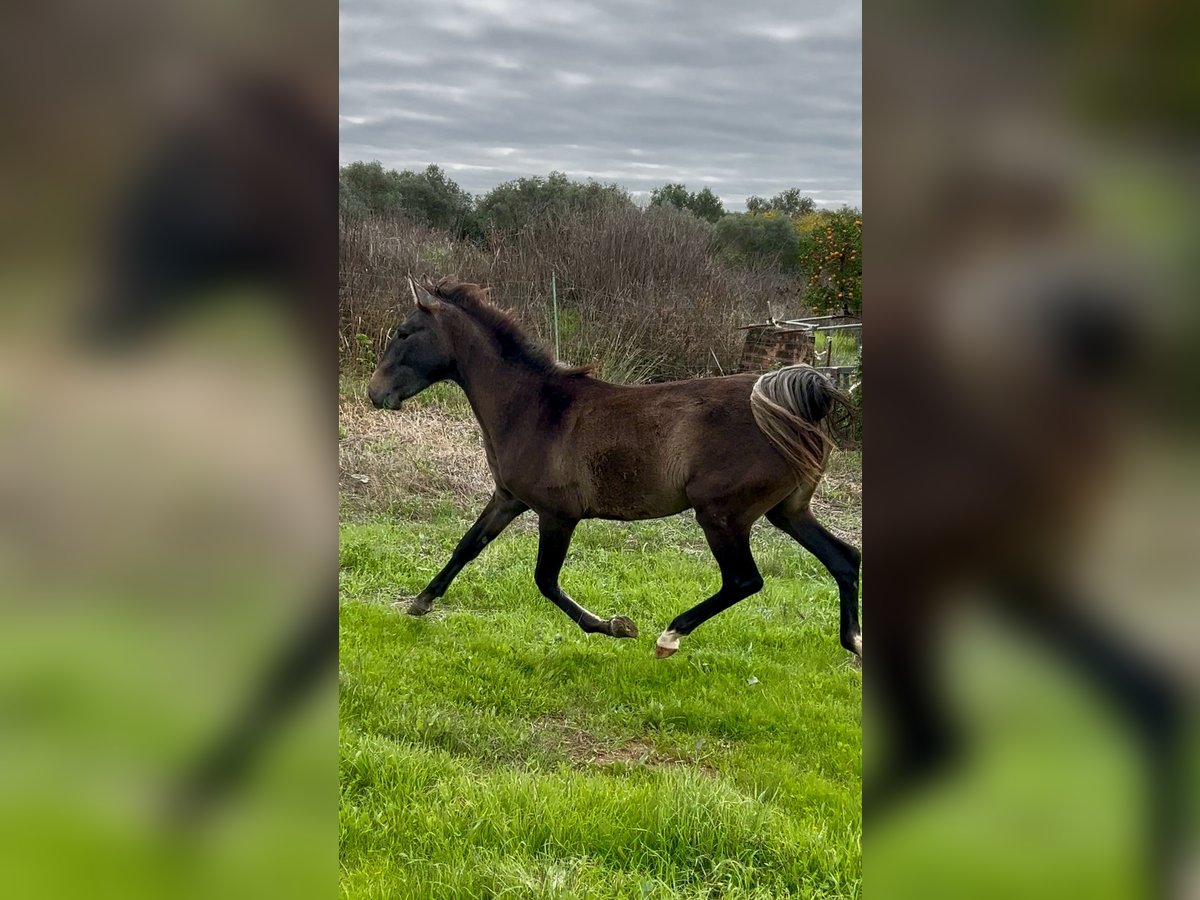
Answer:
[852,633,862,658]
[655,629,682,659]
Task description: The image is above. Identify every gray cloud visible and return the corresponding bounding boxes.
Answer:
[339,0,861,210]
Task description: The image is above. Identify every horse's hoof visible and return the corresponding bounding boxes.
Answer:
[406,597,433,616]
[654,629,682,659]
[852,633,862,658]
[608,615,638,639]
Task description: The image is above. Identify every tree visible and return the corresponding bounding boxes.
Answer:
[796,208,861,315]
[393,164,480,238]
[338,161,480,239]
[477,171,632,233]
[746,188,817,217]
[339,160,400,219]
[649,183,726,223]
[688,187,725,223]
[712,212,800,271]
[649,183,691,211]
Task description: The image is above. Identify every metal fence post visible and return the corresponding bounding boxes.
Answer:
[551,272,560,360]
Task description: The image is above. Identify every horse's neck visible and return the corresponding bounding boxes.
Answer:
[450,327,544,447]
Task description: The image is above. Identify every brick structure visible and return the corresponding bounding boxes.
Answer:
[737,321,861,450]
[737,324,816,373]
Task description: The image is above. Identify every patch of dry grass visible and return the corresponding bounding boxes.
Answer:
[811,450,863,546]
[339,387,494,519]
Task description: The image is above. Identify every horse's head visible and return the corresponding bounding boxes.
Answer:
[368,279,455,409]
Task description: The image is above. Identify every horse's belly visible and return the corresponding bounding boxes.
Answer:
[585,499,690,521]
[583,476,689,521]
[581,444,690,520]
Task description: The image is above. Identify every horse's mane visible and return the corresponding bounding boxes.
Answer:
[430,278,593,377]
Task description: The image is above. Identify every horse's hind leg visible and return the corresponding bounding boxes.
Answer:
[766,495,862,657]
[869,603,960,815]
[535,515,638,638]
[407,489,527,615]
[655,513,763,658]
[996,579,1184,894]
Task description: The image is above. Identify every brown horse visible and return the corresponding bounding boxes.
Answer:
[368,277,861,659]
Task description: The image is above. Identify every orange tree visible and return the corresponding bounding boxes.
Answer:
[796,208,861,315]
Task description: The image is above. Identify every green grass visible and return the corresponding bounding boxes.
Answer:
[339,372,475,415]
[812,332,859,366]
[340,512,861,898]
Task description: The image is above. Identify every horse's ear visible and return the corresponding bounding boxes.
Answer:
[415,287,441,313]
[408,275,441,313]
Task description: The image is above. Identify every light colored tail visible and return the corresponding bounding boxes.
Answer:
[750,365,854,486]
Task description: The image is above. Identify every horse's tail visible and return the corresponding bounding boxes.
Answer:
[750,365,854,486]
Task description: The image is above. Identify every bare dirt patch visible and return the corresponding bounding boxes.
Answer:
[536,716,721,775]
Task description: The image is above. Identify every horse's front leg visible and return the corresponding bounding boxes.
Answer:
[535,514,638,638]
[406,489,528,614]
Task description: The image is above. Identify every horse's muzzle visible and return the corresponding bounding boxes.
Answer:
[367,381,397,410]
[369,393,401,411]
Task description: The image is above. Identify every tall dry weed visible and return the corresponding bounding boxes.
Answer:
[340,206,800,381]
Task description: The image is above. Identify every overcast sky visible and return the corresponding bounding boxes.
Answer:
[339,0,860,211]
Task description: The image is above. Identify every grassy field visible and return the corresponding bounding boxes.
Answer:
[339,380,862,899]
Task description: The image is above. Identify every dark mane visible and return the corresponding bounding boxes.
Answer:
[431,278,593,377]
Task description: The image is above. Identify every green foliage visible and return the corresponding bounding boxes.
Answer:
[339,161,481,239]
[354,332,375,370]
[746,188,817,217]
[338,161,390,220]
[796,208,862,315]
[648,182,690,210]
[689,187,725,223]
[649,183,726,223]
[712,212,800,271]
[476,171,634,234]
